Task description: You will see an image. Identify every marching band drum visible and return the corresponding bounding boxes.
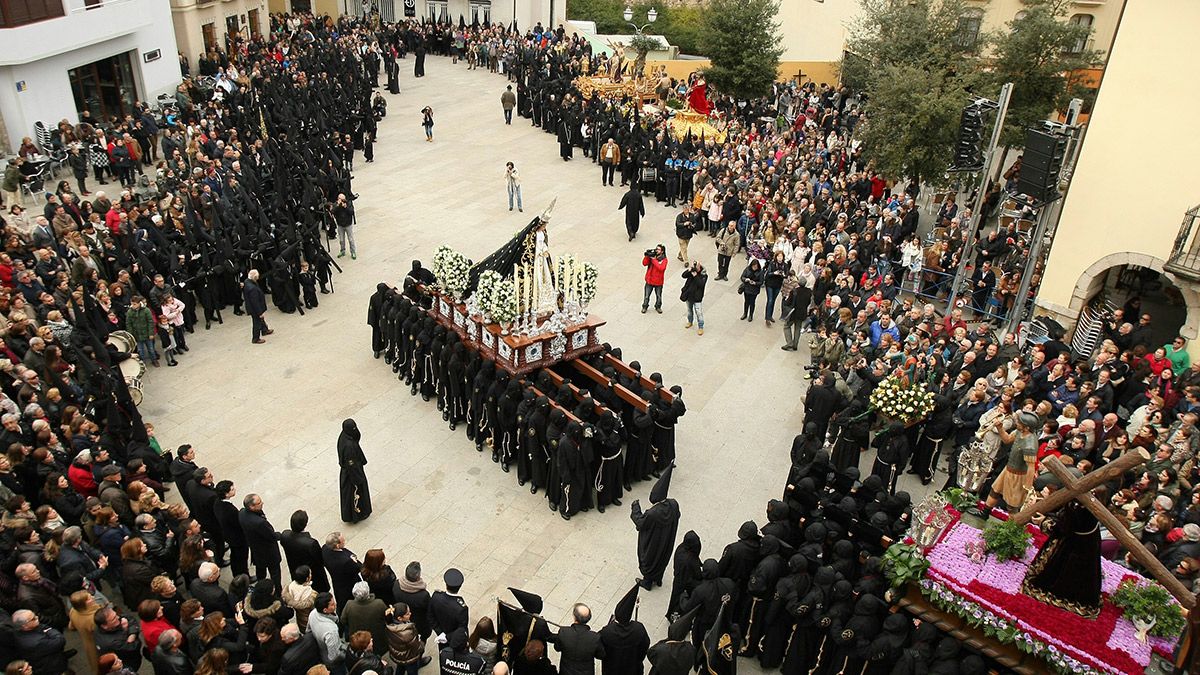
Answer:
[105,330,145,405]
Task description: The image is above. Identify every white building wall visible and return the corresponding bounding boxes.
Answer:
[776,0,857,62]
[0,0,181,152]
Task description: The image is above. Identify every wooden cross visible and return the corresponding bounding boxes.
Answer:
[1011,451,1196,610]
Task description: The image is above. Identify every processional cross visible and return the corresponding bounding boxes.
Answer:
[1010,450,1196,610]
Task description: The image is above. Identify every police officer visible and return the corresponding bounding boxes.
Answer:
[663,150,681,208]
[438,628,485,675]
[430,568,469,647]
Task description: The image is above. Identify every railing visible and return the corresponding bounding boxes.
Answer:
[0,0,64,28]
[1165,204,1200,281]
[64,0,135,12]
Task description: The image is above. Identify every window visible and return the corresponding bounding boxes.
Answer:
[1068,13,1094,54]
[69,51,138,122]
[247,7,260,38]
[955,9,984,50]
[427,0,446,21]
[470,0,489,24]
[0,0,65,28]
[202,22,218,52]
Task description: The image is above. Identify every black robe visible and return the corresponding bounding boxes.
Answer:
[337,422,373,523]
[598,620,651,675]
[1021,501,1102,617]
[631,498,680,585]
[647,639,693,675]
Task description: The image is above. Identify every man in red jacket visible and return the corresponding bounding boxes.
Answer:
[642,245,668,314]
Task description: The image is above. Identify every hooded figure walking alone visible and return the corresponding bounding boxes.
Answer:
[631,465,681,589]
[338,419,373,523]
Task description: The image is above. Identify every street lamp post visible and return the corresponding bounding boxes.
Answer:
[622,5,657,80]
[623,5,657,35]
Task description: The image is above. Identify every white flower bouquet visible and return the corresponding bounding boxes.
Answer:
[869,375,936,426]
[488,278,518,326]
[433,246,471,301]
[475,270,503,321]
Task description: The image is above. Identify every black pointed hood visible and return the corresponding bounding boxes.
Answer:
[342,418,360,441]
[668,606,698,641]
[613,583,639,624]
[649,464,673,503]
[509,587,543,615]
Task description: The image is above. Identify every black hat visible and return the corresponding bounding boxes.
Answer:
[508,587,543,614]
[668,606,699,641]
[649,464,673,504]
[444,568,464,589]
[613,583,639,624]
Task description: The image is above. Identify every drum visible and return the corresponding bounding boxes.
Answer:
[118,354,146,381]
[106,330,136,355]
[126,377,143,406]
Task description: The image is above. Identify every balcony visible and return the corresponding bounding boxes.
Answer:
[0,0,152,66]
[0,0,64,28]
[1165,205,1200,281]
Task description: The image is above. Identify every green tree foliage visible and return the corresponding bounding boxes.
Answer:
[565,0,705,55]
[855,63,967,187]
[843,0,976,89]
[987,0,1101,146]
[846,0,1102,184]
[844,0,982,185]
[700,0,784,99]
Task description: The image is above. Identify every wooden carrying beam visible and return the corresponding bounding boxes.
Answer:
[522,383,581,425]
[570,359,649,412]
[540,368,611,418]
[603,354,676,404]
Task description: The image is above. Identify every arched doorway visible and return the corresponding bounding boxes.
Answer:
[1067,253,1200,357]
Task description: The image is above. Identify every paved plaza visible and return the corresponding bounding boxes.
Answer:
[140,57,930,649]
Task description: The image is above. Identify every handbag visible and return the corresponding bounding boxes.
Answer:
[737,283,745,295]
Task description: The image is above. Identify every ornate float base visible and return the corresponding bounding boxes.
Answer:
[909,509,1181,674]
[429,291,605,376]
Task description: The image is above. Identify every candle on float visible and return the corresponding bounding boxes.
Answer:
[513,264,521,315]
[517,267,524,316]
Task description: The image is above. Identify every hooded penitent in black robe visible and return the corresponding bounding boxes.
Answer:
[631,466,681,588]
[367,282,390,356]
[738,535,788,658]
[862,613,910,675]
[647,607,697,675]
[667,530,702,619]
[758,554,809,669]
[599,584,651,675]
[337,418,372,523]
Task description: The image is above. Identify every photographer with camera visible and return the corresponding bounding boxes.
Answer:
[680,260,708,335]
[642,245,668,314]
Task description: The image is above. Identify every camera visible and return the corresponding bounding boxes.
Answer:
[645,249,656,258]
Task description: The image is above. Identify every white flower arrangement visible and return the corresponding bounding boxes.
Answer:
[869,375,936,425]
[433,246,471,300]
[431,245,453,288]
[488,278,519,325]
[475,270,503,321]
[580,262,598,304]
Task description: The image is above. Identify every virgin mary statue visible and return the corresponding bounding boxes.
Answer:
[465,200,558,313]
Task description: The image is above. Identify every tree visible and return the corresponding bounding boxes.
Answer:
[855,63,968,187]
[843,0,985,185]
[843,0,977,89]
[700,0,783,100]
[566,0,705,55]
[987,0,1101,147]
